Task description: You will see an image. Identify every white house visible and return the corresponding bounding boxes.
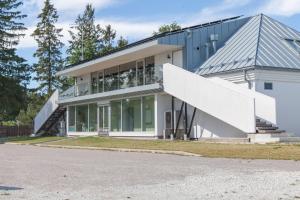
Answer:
[34,14,300,142]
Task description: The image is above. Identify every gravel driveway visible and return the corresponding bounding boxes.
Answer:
[1,144,300,200]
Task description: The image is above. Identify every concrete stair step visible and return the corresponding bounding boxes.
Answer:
[256,123,272,127]
[257,130,285,134]
[256,126,278,130]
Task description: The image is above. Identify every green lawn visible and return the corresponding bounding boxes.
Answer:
[1,136,64,144]
[48,136,300,160]
[2,136,300,160]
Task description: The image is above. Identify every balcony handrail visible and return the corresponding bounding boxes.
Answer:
[59,64,163,100]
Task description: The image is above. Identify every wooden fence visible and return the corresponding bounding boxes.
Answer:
[0,126,33,138]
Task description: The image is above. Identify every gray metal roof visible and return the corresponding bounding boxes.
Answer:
[196,14,300,75]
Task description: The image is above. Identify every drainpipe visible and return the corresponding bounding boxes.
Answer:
[244,69,252,89]
[205,42,210,60]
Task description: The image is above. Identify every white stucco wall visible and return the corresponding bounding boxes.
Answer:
[156,93,246,138]
[255,70,300,136]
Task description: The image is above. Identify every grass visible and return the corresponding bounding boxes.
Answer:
[2,136,300,160]
[1,136,63,144]
[47,136,300,160]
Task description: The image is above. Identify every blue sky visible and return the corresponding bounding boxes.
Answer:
[17,0,300,88]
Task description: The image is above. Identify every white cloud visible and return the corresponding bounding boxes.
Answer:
[260,0,300,16]
[185,0,251,26]
[24,0,118,12]
[18,0,251,49]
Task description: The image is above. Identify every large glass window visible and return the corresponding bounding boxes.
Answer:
[76,105,89,132]
[142,96,155,131]
[119,61,136,89]
[98,72,103,93]
[104,67,119,92]
[68,106,76,132]
[111,101,121,132]
[91,72,98,94]
[122,98,141,132]
[89,104,97,132]
[137,60,144,86]
[145,56,155,85]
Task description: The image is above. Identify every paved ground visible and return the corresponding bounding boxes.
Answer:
[1,144,300,200]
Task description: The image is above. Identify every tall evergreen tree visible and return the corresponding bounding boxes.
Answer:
[32,0,64,95]
[100,24,116,55]
[67,4,103,64]
[0,0,29,82]
[0,76,27,123]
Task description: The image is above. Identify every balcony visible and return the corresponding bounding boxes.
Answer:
[58,64,163,103]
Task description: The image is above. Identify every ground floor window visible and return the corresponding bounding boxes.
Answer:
[142,96,155,131]
[110,95,154,132]
[67,95,155,133]
[111,101,121,132]
[68,103,97,132]
[68,106,76,132]
[122,98,142,132]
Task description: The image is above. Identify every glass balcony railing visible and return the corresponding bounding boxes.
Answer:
[59,65,163,100]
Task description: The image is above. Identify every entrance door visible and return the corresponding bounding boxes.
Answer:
[172,50,183,67]
[98,105,109,134]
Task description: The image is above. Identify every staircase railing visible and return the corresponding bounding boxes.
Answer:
[163,63,256,133]
[34,90,59,134]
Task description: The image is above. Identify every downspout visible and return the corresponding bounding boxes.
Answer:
[244,69,252,89]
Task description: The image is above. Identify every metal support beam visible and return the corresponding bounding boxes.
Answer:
[188,107,197,137]
[171,96,175,136]
[185,103,188,135]
[175,102,184,136]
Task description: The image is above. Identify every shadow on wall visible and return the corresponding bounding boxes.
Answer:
[0,186,23,191]
[192,109,247,138]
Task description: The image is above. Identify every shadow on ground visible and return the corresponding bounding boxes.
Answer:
[0,186,23,191]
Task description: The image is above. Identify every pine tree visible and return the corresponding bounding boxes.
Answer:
[153,22,181,35]
[67,4,103,64]
[32,0,64,95]
[100,24,116,55]
[0,76,27,123]
[116,36,128,48]
[0,0,29,82]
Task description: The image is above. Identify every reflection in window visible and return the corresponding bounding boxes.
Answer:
[122,98,141,132]
[145,56,155,85]
[76,105,89,132]
[89,104,97,132]
[137,61,144,86]
[119,61,136,89]
[142,96,155,131]
[111,101,121,132]
[68,106,76,132]
[91,72,98,94]
[98,72,103,93]
[104,67,119,92]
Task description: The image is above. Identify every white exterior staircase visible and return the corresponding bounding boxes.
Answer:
[163,63,285,139]
[34,90,66,135]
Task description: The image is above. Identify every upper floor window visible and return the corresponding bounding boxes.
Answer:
[285,38,300,54]
[264,82,273,90]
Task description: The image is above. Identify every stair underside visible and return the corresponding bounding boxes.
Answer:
[36,106,66,135]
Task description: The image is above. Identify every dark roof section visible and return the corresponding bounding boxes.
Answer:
[64,15,243,70]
